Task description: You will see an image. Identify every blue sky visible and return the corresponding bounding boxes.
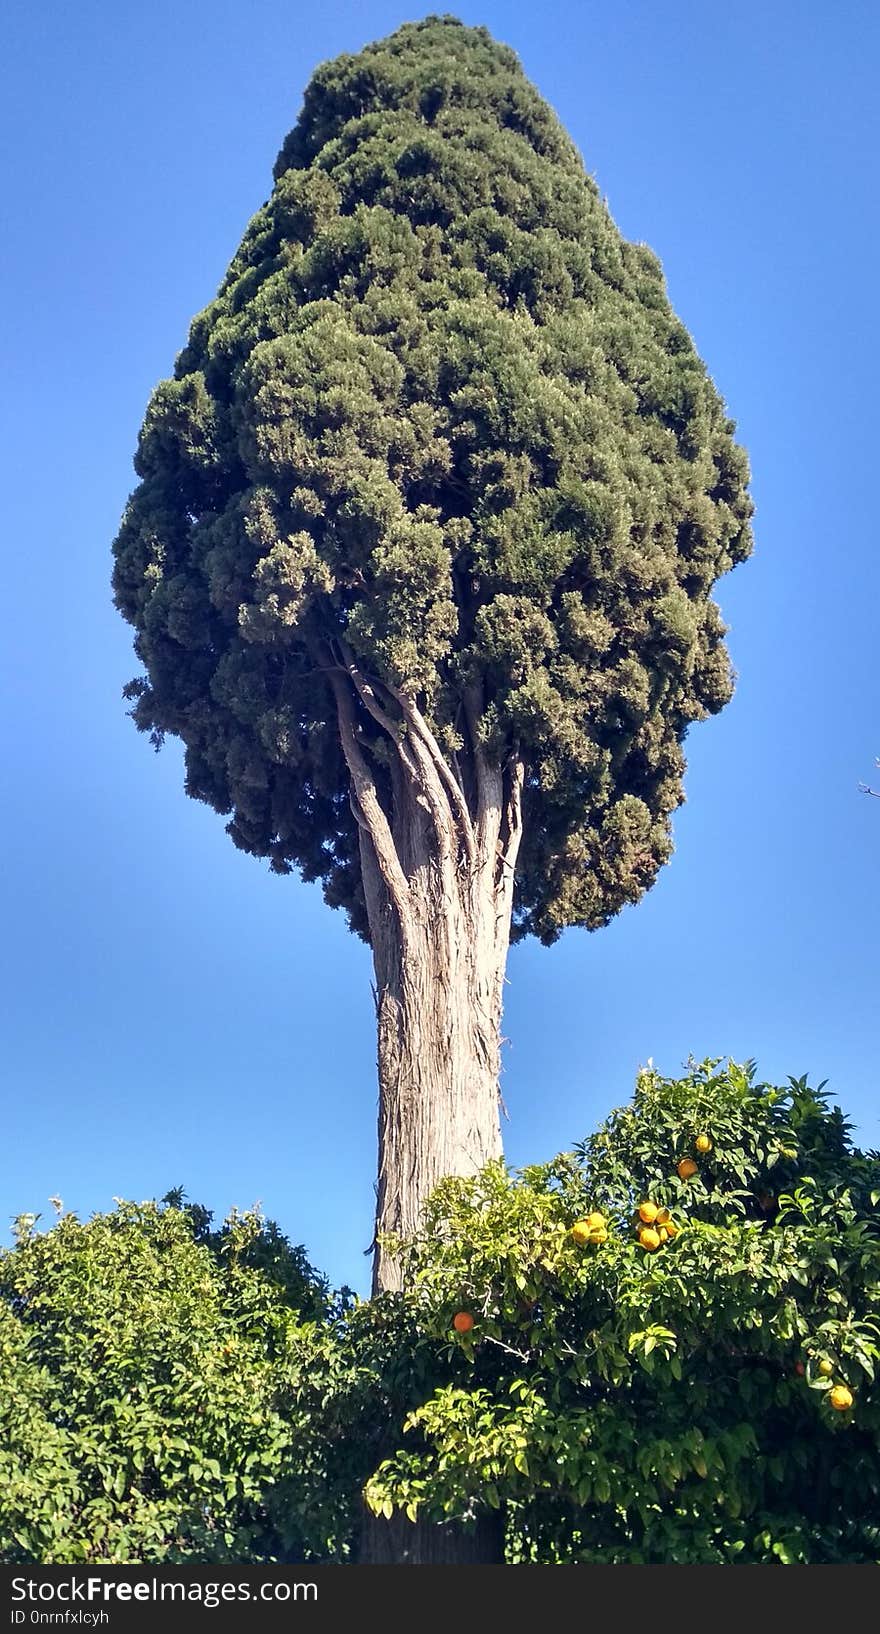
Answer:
[1,1,877,1293]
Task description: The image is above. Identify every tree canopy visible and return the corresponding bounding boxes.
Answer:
[112,16,752,945]
[4,1064,879,1565]
[363,1063,880,1563]
[0,1198,333,1563]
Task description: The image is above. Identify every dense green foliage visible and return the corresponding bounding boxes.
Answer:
[4,1064,879,1565]
[0,1198,333,1563]
[365,1063,880,1562]
[112,16,752,943]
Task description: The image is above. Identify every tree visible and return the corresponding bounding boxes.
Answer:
[112,17,753,1291]
[357,1061,880,1563]
[0,1197,333,1563]
[5,1065,879,1564]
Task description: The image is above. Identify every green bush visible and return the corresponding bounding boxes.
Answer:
[3,1062,879,1564]
[0,1198,332,1562]
[365,1062,880,1562]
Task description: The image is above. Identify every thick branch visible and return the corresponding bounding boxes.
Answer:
[501,755,525,874]
[335,637,398,738]
[394,691,476,866]
[401,728,458,875]
[335,639,420,784]
[335,641,467,874]
[328,670,410,923]
[462,683,501,868]
[338,641,474,873]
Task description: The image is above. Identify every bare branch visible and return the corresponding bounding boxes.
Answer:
[501,755,525,875]
[336,638,430,797]
[333,641,478,871]
[348,791,370,831]
[401,728,458,873]
[336,637,401,742]
[328,670,410,922]
[463,682,502,868]
[398,693,476,865]
[482,1334,532,1363]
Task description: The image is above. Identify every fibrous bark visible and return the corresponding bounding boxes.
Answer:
[328,644,523,1292]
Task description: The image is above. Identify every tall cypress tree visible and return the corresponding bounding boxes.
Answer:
[113,17,752,1292]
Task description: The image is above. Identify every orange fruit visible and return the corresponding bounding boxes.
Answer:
[677,1158,698,1180]
[586,1211,607,1232]
[818,1359,833,1377]
[638,1201,659,1224]
[655,1207,671,1225]
[695,1134,712,1154]
[829,1384,853,1411]
[658,1226,670,1242]
[638,1226,661,1251]
[664,1219,678,1238]
[571,1220,591,1245]
[452,1312,474,1334]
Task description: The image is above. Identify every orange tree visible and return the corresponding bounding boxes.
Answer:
[345,1060,880,1563]
[3,1062,879,1563]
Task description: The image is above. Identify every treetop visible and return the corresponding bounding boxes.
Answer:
[113,16,752,943]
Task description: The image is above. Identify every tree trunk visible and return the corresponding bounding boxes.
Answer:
[367,822,510,1291]
[327,647,524,1290]
[327,648,522,1566]
[357,1503,505,1564]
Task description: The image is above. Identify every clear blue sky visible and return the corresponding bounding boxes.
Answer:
[1,2,877,1294]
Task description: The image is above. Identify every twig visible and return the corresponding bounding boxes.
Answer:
[482,1334,532,1362]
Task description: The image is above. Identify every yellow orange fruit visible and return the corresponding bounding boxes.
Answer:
[588,1227,608,1245]
[638,1201,659,1224]
[818,1359,833,1377]
[658,1226,670,1242]
[655,1207,671,1225]
[452,1311,474,1334]
[695,1134,712,1153]
[586,1211,607,1231]
[571,1221,591,1245]
[677,1158,698,1180]
[664,1219,678,1238]
[829,1384,853,1411]
[638,1226,661,1251]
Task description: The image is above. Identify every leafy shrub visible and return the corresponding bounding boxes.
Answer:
[0,1199,332,1563]
[3,1062,879,1564]
[365,1062,880,1562]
